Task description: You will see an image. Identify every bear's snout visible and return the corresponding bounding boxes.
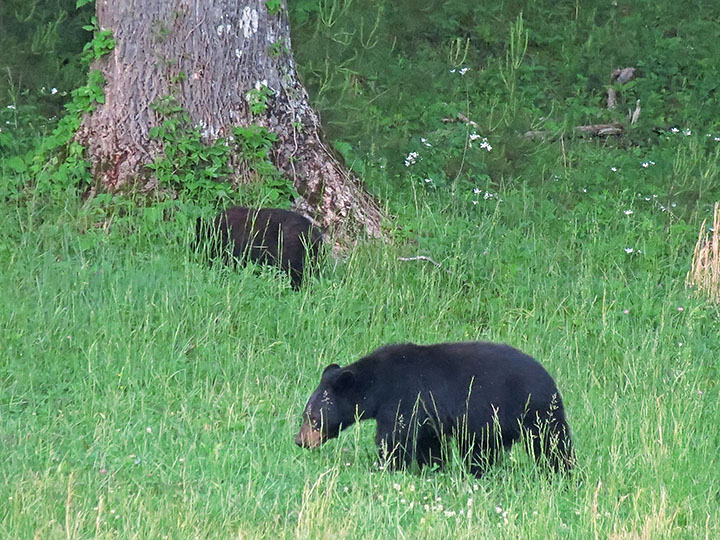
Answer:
[295,422,323,449]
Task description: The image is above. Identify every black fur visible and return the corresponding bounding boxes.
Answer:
[195,207,323,289]
[295,341,574,477]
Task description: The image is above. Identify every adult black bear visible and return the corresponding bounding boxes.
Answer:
[295,342,574,476]
[195,207,323,289]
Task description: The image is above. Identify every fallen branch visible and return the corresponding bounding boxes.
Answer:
[574,123,625,136]
[524,122,624,140]
[441,113,479,129]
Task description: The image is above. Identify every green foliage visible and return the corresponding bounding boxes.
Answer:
[232,125,298,206]
[0,0,93,119]
[0,6,117,198]
[147,96,234,199]
[245,84,274,115]
[27,56,111,196]
[268,40,288,58]
[288,0,720,191]
[265,0,282,16]
[2,1,720,537]
[80,16,115,62]
[0,178,719,536]
[401,119,493,199]
[145,98,296,206]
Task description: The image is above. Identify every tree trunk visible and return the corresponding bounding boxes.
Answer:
[77,0,383,239]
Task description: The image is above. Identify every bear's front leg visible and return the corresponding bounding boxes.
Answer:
[374,413,414,471]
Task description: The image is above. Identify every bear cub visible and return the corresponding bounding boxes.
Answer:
[295,341,574,476]
[195,207,323,289]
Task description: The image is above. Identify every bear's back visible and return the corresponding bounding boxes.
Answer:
[362,341,543,376]
[353,341,559,413]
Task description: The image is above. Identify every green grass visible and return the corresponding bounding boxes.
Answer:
[2,0,720,537]
[1,181,718,538]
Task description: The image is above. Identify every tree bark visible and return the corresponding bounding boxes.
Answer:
[77,0,383,239]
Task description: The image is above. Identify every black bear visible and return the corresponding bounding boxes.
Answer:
[195,207,323,289]
[295,342,574,476]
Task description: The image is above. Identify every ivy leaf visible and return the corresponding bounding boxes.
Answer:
[7,156,27,173]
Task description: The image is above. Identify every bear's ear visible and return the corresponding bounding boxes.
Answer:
[321,363,341,381]
[331,370,356,393]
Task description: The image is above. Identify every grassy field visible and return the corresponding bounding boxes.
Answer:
[2,0,720,538]
[1,173,718,538]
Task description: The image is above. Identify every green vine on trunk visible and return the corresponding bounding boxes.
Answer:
[147,96,297,206]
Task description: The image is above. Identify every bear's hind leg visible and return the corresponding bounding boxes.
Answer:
[527,414,575,473]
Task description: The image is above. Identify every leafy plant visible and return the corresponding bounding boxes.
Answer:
[80,16,115,62]
[246,84,274,116]
[265,0,282,16]
[11,8,116,197]
[232,125,297,206]
[145,98,295,205]
[147,96,233,198]
[402,118,494,202]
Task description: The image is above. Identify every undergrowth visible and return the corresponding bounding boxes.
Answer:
[1,0,719,538]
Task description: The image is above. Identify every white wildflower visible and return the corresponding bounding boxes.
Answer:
[404,151,419,167]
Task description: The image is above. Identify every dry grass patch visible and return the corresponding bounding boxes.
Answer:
[687,202,720,302]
